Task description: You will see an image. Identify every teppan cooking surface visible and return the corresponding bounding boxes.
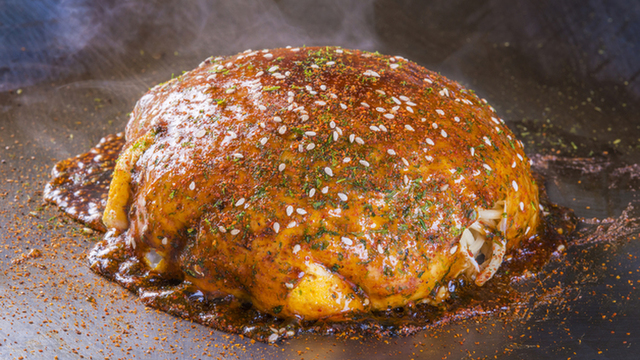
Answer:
[1,1,639,359]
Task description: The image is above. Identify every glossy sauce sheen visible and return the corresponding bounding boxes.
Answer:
[46,47,553,339]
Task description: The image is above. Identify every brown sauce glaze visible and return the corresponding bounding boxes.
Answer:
[46,137,575,342]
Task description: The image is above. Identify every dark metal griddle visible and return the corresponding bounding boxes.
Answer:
[1,1,639,359]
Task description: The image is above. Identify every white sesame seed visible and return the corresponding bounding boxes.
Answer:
[426,138,435,146]
[361,102,370,108]
[231,229,241,235]
[404,175,409,185]
[517,154,524,161]
[370,125,380,132]
[260,137,268,145]
[279,163,286,172]
[293,244,301,254]
[343,157,351,163]
[218,226,227,233]
[309,188,316,197]
[333,131,339,141]
[298,144,304,152]
[273,116,282,122]
[162,237,168,245]
[256,71,264,77]
[291,47,300,52]
[405,124,415,131]
[402,157,409,167]
[195,129,206,138]
[278,125,287,134]
[376,107,386,113]
[326,61,335,66]
[268,333,278,343]
[520,202,524,211]
[377,244,384,254]
[349,134,355,143]
[340,103,347,109]
[268,66,278,72]
[306,143,316,150]
[432,123,438,129]
[233,153,244,159]
[225,88,236,94]
[389,63,399,69]
[338,193,348,201]
[359,160,370,167]
[425,155,433,161]
[315,100,326,106]
[441,130,448,138]
[335,49,343,53]
[330,121,336,128]
[336,127,343,135]
[406,101,417,106]
[454,116,460,122]
[258,104,267,111]
[384,113,394,119]
[470,147,475,156]
[483,164,492,171]
[285,283,294,289]
[296,208,307,215]
[311,64,319,69]
[321,186,329,194]
[435,109,445,116]
[263,53,273,59]
[189,181,196,191]
[387,149,396,155]
[379,124,388,132]
[391,96,401,104]
[449,245,458,254]
[273,222,280,233]
[355,137,365,145]
[324,167,334,177]
[304,131,316,136]
[320,85,327,91]
[483,136,492,146]
[363,70,380,77]
[399,95,410,102]
[341,237,353,246]
[491,117,500,125]
[406,106,414,113]
[286,205,294,216]
[235,198,245,207]
[288,221,297,228]
[300,114,309,121]
[512,180,519,192]
[512,161,516,168]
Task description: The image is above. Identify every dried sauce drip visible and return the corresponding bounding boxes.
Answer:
[44,133,125,231]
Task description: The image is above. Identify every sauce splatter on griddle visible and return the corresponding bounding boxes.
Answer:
[44,133,125,232]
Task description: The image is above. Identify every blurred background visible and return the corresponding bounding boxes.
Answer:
[1,1,639,359]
